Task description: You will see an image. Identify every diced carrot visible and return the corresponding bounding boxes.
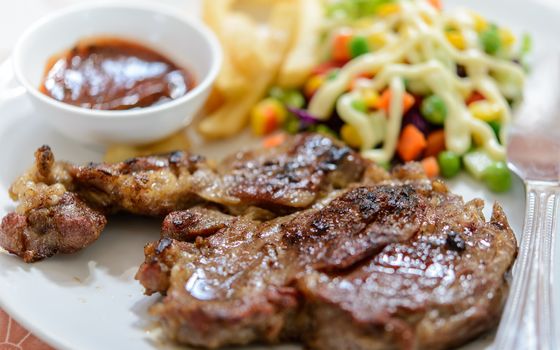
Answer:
[263,107,280,134]
[403,94,416,112]
[251,98,287,135]
[263,133,287,148]
[376,89,415,114]
[421,156,440,178]
[466,91,485,105]
[312,61,344,76]
[332,32,352,63]
[376,90,391,110]
[397,124,427,161]
[424,130,446,157]
[428,0,442,10]
[357,72,375,80]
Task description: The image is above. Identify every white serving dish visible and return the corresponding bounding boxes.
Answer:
[11,2,222,145]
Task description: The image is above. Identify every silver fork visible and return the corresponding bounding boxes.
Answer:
[494,54,560,349]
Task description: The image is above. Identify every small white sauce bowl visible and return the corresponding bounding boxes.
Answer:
[12,2,222,145]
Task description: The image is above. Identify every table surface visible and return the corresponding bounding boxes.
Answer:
[1,0,559,349]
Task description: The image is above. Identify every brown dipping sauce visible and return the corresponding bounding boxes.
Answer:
[40,37,194,110]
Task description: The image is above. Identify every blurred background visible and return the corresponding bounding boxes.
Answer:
[1,0,559,62]
[0,0,201,61]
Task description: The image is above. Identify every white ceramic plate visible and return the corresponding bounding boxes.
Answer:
[0,1,559,349]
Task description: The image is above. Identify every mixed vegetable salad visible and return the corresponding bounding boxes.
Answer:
[249,0,530,192]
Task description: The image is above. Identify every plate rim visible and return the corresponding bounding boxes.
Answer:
[1,0,560,348]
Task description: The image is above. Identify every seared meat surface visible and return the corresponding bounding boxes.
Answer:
[71,133,368,215]
[1,134,518,349]
[137,169,517,350]
[71,151,209,216]
[0,193,106,262]
[1,133,377,261]
[212,133,367,211]
[284,185,425,272]
[161,207,236,241]
[1,146,106,262]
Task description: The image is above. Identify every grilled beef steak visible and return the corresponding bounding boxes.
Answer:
[1,133,381,261]
[137,169,517,350]
[70,133,369,214]
[212,133,368,211]
[71,151,209,216]
[0,133,518,349]
[0,193,106,263]
[0,146,106,262]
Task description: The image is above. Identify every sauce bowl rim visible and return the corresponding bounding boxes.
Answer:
[12,1,223,119]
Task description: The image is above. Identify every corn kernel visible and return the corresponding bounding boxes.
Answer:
[472,131,485,146]
[363,90,380,109]
[446,31,466,50]
[354,18,373,29]
[420,12,433,25]
[397,23,410,37]
[468,100,502,122]
[377,4,400,17]
[304,74,325,98]
[341,124,362,148]
[250,98,287,136]
[499,28,516,47]
[472,13,488,32]
[367,32,387,49]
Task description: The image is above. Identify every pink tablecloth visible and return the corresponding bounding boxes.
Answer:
[0,309,53,350]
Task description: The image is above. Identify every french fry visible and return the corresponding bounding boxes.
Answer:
[203,0,250,98]
[277,0,323,88]
[215,58,251,98]
[198,78,270,139]
[104,130,190,162]
[198,1,296,139]
[222,13,268,77]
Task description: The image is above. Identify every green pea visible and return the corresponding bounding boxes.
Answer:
[421,95,447,125]
[314,124,338,138]
[268,86,285,100]
[376,160,391,171]
[352,99,368,113]
[437,151,461,178]
[480,26,501,55]
[283,114,301,134]
[283,90,305,108]
[349,35,369,58]
[482,161,512,192]
[269,87,305,109]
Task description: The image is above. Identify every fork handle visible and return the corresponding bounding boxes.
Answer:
[494,181,560,350]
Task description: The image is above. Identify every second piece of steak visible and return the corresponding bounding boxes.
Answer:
[71,151,209,216]
[1,133,377,262]
[72,133,370,215]
[137,174,517,350]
